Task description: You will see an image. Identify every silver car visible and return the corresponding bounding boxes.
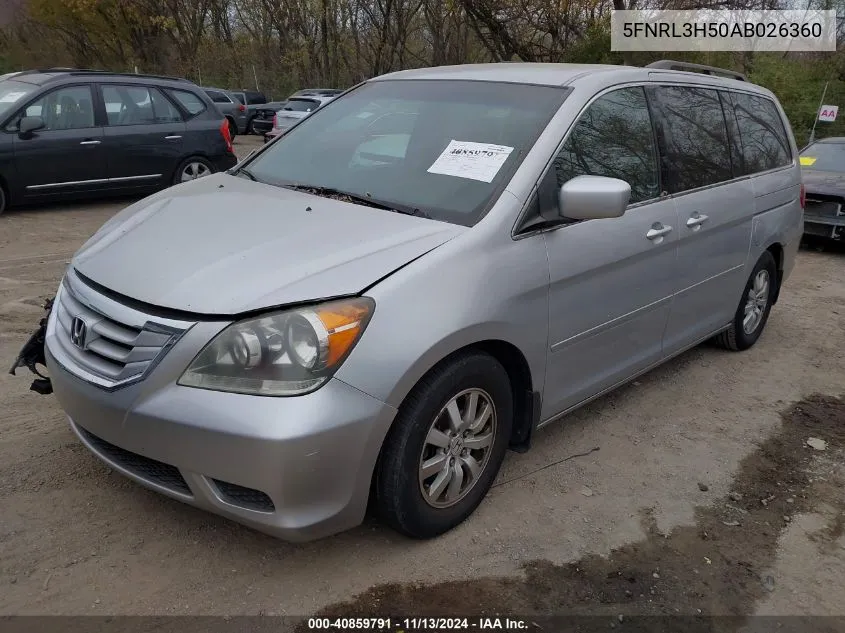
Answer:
[35,61,803,542]
[263,94,335,142]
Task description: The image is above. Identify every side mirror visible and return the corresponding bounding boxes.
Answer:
[18,116,45,138]
[558,175,631,221]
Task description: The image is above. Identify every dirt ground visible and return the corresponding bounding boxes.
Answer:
[1,137,844,622]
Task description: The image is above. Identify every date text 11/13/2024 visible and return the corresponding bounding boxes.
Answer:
[306,617,531,631]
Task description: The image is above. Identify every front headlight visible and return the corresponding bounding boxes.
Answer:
[178,297,374,396]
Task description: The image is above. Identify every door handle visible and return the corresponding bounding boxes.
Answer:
[79,140,101,145]
[165,135,182,140]
[686,212,709,229]
[646,223,673,241]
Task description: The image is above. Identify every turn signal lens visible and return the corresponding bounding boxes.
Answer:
[314,302,372,368]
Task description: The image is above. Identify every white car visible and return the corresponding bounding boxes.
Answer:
[264,95,335,141]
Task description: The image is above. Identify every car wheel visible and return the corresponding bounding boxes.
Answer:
[173,157,215,186]
[713,250,777,351]
[375,351,513,539]
[227,118,237,140]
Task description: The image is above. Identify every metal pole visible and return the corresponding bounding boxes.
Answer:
[808,80,829,145]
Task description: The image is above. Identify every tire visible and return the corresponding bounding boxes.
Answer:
[227,117,237,140]
[0,183,6,216]
[375,352,513,539]
[172,157,215,186]
[713,250,777,351]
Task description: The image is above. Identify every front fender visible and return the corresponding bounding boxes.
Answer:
[334,227,551,411]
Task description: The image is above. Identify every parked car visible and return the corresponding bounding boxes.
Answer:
[229,89,273,135]
[798,137,845,241]
[252,90,345,136]
[264,94,336,142]
[202,86,248,137]
[291,88,343,98]
[17,61,802,542]
[250,101,285,135]
[0,69,237,215]
[231,89,267,106]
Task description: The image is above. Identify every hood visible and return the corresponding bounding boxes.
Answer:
[802,169,845,196]
[72,174,464,315]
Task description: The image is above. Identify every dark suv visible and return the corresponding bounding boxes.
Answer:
[0,69,238,215]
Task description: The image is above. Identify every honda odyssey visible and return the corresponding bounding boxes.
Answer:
[14,60,803,542]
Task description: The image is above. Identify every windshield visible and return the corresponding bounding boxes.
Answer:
[0,80,37,122]
[246,79,569,226]
[800,142,845,172]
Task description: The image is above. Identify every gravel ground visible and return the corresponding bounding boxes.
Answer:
[1,138,843,619]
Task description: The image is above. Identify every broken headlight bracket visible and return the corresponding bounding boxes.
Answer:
[9,297,54,395]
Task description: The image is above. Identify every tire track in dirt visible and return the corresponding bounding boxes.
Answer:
[302,395,845,630]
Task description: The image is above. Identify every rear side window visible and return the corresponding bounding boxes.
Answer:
[553,86,660,204]
[731,92,791,174]
[168,89,207,116]
[650,86,733,193]
[205,90,231,104]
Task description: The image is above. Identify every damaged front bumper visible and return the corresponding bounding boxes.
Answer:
[9,297,54,395]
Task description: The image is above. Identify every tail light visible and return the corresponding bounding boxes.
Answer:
[238,104,246,112]
[219,119,233,154]
[799,183,806,210]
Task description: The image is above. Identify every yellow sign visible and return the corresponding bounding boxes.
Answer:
[800,156,817,166]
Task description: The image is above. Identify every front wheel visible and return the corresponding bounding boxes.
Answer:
[713,250,778,351]
[375,352,513,539]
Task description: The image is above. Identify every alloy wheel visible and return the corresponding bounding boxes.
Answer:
[743,269,770,334]
[418,388,497,508]
[180,161,211,183]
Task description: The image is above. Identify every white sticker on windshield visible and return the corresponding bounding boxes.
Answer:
[427,140,514,183]
[0,91,26,103]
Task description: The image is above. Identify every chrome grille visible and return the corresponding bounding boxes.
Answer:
[48,271,193,389]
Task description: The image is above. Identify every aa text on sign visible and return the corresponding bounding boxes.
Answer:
[819,106,838,122]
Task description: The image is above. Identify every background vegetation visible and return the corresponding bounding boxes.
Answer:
[2,0,845,144]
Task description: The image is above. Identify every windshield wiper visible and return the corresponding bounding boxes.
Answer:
[281,184,432,219]
[236,167,261,183]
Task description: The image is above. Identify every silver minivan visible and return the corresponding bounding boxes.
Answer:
[26,61,804,542]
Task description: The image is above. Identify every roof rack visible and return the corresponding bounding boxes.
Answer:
[25,67,190,82]
[646,60,747,82]
[66,70,191,82]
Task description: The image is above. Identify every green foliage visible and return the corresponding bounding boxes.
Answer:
[748,55,845,146]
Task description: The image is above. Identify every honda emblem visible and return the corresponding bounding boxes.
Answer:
[70,316,87,349]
